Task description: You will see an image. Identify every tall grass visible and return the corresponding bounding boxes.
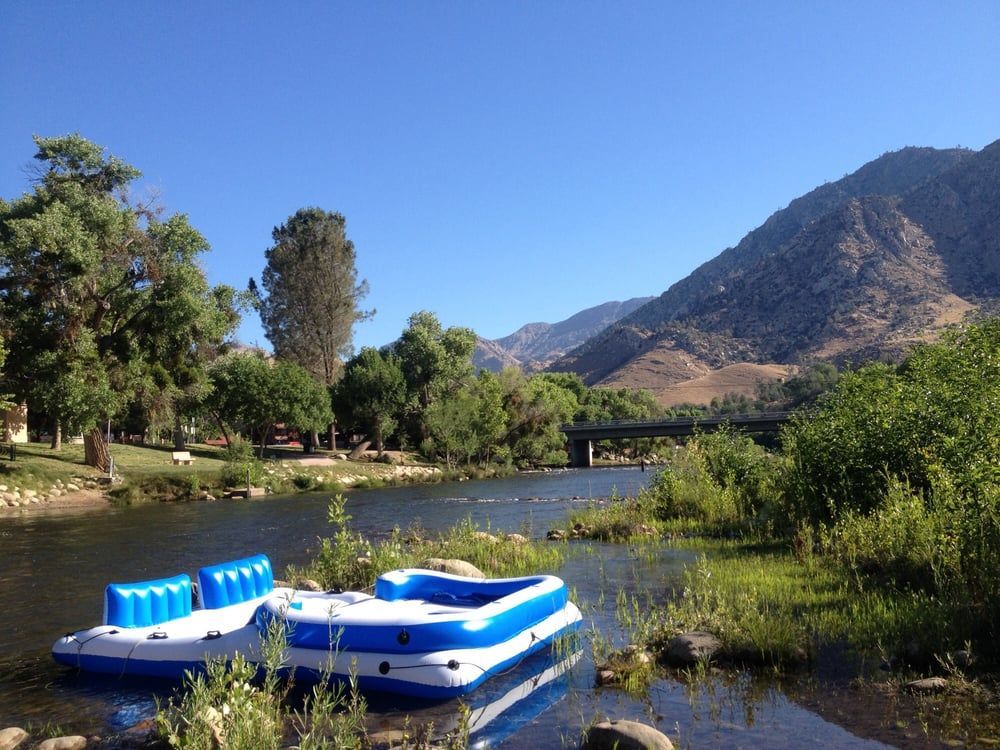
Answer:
[290,495,565,591]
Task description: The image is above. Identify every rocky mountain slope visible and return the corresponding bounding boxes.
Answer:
[474,297,652,372]
[550,140,1000,400]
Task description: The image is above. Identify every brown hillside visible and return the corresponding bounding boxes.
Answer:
[653,363,797,408]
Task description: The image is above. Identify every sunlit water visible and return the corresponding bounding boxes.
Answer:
[0,467,896,746]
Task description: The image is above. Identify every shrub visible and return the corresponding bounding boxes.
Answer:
[220,440,264,488]
[643,446,740,525]
[822,478,949,591]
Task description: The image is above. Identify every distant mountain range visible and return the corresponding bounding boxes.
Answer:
[541,139,1000,403]
[473,297,653,373]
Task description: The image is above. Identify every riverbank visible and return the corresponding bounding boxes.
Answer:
[0,443,455,514]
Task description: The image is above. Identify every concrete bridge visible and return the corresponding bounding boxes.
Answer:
[560,412,792,467]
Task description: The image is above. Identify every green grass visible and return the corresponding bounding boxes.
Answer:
[639,537,984,671]
[0,442,447,505]
[292,497,565,591]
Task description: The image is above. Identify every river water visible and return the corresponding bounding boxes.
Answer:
[0,468,898,747]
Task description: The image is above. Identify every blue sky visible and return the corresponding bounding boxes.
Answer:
[2,2,998,352]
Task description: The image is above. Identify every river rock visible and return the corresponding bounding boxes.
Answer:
[0,727,30,750]
[664,631,722,666]
[418,558,485,579]
[950,649,975,669]
[49,488,62,497]
[905,676,948,694]
[581,719,673,750]
[296,578,324,592]
[36,737,87,750]
[547,529,567,541]
[505,533,528,544]
[22,489,36,498]
[0,485,6,492]
[369,729,408,748]
[66,483,80,492]
[472,531,497,544]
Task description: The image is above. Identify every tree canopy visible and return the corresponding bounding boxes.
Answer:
[0,134,239,466]
[205,351,333,456]
[331,347,406,455]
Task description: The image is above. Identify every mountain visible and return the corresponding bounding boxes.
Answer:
[474,297,653,373]
[550,140,1000,402]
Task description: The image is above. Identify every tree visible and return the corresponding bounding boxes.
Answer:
[0,134,239,469]
[256,208,371,447]
[393,311,475,441]
[425,370,508,468]
[331,347,406,455]
[499,369,578,467]
[204,351,333,457]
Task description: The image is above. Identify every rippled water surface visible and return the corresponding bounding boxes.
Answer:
[0,467,901,747]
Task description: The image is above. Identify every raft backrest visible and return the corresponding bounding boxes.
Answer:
[104,573,193,628]
[197,553,274,609]
[375,570,549,603]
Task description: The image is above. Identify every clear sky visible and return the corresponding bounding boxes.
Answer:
[2,2,998,352]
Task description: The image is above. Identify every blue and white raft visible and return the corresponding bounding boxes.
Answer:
[52,554,286,680]
[52,554,582,699]
[262,568,582,698]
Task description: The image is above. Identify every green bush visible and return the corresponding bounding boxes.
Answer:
[220,440,264,488]
[822,478,949,590]
[643,446,740,525]
[779,320,1000,645]
[292,473,317,490]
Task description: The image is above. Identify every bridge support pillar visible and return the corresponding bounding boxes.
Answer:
[570,439,592,468]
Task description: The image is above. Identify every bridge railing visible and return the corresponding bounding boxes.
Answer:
[560,412,793,431]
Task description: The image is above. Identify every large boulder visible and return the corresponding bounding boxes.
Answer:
[664,631,722,666]
[36,737,87,750]
[905,676,948,694]
[418,558,485,579]
[0,727,30,750]
[581,719,673,750]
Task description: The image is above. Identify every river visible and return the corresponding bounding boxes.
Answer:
[0,468,898,747]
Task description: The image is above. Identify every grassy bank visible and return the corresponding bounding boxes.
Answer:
[0,442,459,507]
[567,431,999,674]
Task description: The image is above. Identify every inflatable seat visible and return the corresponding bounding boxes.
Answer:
[197,553,274,609]
[104,573,192,628]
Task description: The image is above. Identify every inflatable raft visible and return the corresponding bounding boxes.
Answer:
[263,568,582,698]
[52,555,582,699]
[52,554,286,679]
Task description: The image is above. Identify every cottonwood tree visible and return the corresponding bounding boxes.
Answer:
[0,135,239,469]
[255,208,371,447]
[331,347,406,456]
[393,311,475,442]
[205,351,333,457]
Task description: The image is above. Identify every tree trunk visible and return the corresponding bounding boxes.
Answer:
[308,428,319,454]
[348,439,371,460]
[83,426,111,472]
[327,422,336,452]
[211,412,231,448]
[51,420,61,450]
[173,413,186,451]
[257,424,272,458]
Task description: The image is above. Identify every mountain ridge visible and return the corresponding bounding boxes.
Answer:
[473,297,653,373]
[548,140,999,400]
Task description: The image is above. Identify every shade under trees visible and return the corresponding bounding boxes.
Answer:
[0,134,239,469]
